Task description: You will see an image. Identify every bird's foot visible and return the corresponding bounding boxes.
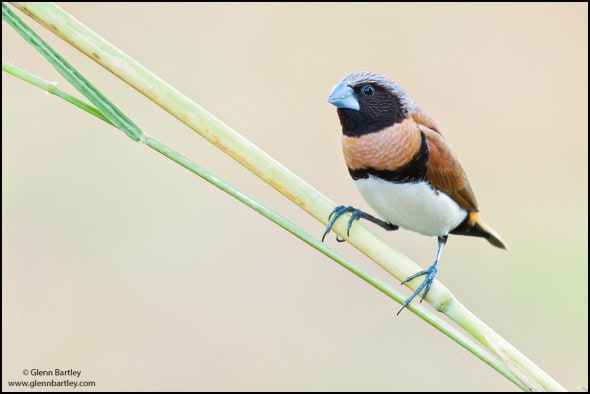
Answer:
[397,262,438,315]
[321,205,397,242]
[321,205,363,242]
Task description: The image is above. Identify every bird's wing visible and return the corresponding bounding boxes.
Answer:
[415,120,479,212]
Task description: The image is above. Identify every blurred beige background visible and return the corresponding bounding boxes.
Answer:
[2,3,587,391]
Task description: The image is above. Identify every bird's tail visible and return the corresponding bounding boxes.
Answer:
[450,211,507,249]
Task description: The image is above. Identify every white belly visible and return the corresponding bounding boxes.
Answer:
[355,177,467,237]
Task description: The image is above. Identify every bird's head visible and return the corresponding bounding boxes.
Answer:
[328,71,416,137]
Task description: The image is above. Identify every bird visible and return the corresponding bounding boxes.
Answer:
[322,71,506,314]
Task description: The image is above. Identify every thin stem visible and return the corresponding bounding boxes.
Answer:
[2,60,115,127]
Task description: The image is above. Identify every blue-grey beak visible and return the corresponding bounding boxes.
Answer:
[327,82,360,111]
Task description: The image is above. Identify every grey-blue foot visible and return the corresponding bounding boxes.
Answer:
[397,235,448,315]
[321,205,397,242]
[397,263,438,315]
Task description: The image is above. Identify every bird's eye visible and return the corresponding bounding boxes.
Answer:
[361,85,375,96]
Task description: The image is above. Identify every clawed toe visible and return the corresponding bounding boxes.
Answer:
[322,205,395,242]
[397,236,447,315]
[397,265,438,315]
[322,205,363,242]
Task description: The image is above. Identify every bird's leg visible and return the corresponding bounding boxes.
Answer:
[397,235,448,315]
[321,205,398,242]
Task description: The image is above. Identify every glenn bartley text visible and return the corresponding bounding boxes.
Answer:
[27,369,81,378]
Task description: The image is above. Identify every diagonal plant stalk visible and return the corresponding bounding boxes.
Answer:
[3,27,529,392]
[4,2,568,391]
